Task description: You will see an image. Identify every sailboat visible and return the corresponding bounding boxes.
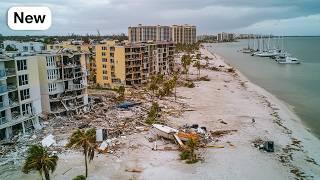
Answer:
[242,37,253,53]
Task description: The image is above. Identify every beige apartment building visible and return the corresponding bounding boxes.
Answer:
[128,24,197,44]
[172,25,197,44]
[95,41,175,88]
[128,24,172,43]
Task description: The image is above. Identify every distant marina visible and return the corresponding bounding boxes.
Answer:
[240,35,301,64]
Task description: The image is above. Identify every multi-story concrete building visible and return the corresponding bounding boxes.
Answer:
[0,53,42,140]
[172,24,197,44]
[217,32,235,42]
[30,49,89,116]
[3,40,45,52]
[95,41,117,87]
[128,24,172,43]
[95,41,175,88]
[46,41,95,84]
[128,24,197,44]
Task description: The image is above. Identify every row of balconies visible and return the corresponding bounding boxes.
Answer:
[66,84,86,91]
[0,99,19,111]
[0,108,35,127]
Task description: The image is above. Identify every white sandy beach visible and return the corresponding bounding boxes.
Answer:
[3,46,320,180]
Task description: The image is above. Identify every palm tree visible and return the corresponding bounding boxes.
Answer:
[73,175,86,180]
[148,74,164,98]
[66,128,96,178]
[22,145,58,180]
[181,55,192,80]
[116,86,125,101]
[193,61,201,79]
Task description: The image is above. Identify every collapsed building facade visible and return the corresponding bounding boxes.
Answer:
[0,45,90,140]
[31,49,89,116]
[46,41,96,84]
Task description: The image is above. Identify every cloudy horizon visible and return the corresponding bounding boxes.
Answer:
[1,0,320,36]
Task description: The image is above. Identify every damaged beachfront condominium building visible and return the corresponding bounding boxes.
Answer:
[95,24,196,88]
[0,41,89,140]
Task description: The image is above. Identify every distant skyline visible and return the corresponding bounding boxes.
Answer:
[1,0,320,36]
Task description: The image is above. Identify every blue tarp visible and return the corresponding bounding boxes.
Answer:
[117,101,139,109]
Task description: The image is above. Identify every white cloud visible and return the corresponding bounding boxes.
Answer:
[235,14,320,36]
[0,0,319,35]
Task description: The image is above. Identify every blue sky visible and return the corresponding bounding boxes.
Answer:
[1,0,320,36]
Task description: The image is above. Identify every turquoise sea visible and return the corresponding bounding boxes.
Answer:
[208,37,320,139]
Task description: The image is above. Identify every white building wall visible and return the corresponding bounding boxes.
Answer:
[3,40,45,52]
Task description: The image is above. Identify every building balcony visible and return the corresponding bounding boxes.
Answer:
[0,70,6,79]
[6,68,16,77]
[0,85,7,94]
[0,68,17,79]
[0,102,5,111]
[0,116,8,126]
[7,85,17,92]
[9,99,19,107]
[0,112,36,129]
[50,106,67,114]
[74,70,89,78]
[60,63,81,69]
[126,64,142,68]
[66,84,86,91]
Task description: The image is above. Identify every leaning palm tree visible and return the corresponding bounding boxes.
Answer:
[181,54,192,80]
[22,144,58,180]
[66,128,96,178]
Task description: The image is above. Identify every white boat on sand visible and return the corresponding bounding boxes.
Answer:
[152,124,178,140]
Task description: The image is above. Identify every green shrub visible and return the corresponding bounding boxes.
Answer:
[73,175,86,180]
[145,102,160,125]
[184,81,195,88]
[180,149,191,160]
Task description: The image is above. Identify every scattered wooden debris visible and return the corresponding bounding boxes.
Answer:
[125,168,143,173]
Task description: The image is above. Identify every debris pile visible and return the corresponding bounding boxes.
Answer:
[252,138,274,152]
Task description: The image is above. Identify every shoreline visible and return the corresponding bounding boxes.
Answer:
[205,46,320,142]
[202,46,320,177]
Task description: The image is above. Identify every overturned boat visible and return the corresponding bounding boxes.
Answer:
[152,124,178,140]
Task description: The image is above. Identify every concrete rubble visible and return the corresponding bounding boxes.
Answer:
[0,87,190,169]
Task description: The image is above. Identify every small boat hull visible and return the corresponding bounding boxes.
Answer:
[152,124,178,140]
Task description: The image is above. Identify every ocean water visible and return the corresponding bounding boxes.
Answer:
[207,37,320,139]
